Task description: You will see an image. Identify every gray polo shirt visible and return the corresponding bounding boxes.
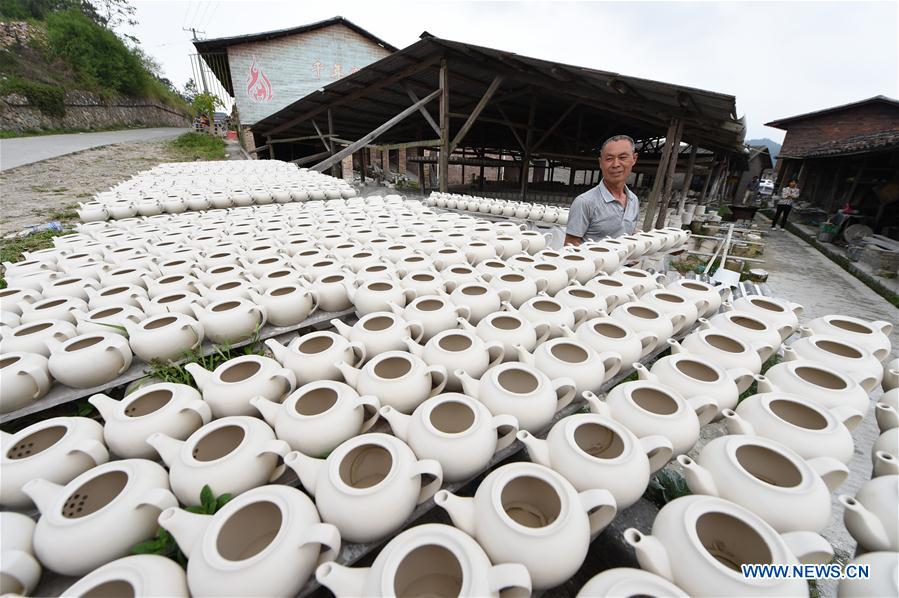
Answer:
[566,180,640,240]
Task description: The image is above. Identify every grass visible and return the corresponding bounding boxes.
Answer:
[737,352,783,404]
[0,228,71,288]
[167,132,226,162]
[644,469,691,509]
[46,203,79,222]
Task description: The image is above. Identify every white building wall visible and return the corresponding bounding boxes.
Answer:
[227,23,392,126]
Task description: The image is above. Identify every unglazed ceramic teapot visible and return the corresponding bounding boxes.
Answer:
[24,459,177,575]
[336,351,447,414]
[380,392,518,482]
[147,416,290,506]
[678,435,846,534]
[1,416,108,508]
[624,495,831,596]
[316,523,531,597]
[0,512,41,596]
[517,412,671,508]
[158,485,339,597]
[186,355,295,418]
[757,360,870,417]
[285,433,442,543]
[516,337,621,394]
[803,314,892,361]
[784,332,883,392]
[267,331,365,385]
[59,554,188,598]
[435,462,615,589]
[405,327,504,391]
[839,474,898,553]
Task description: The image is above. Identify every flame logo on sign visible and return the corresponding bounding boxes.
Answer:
[245,57,273,103]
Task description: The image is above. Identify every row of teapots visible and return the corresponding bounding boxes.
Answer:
[78,163,358,221]
[426,191,571,224]
[2,288,895,594]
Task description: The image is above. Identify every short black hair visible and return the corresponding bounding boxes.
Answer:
[601,135,636,154]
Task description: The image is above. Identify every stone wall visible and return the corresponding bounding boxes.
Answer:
[0,90,190,133]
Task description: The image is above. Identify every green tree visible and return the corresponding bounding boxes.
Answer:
[192,91,223,134]
[182,77,198,103]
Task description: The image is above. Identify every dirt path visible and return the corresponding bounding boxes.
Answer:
[0,138,181,235]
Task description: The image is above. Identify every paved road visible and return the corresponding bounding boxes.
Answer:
[0,127,188,171]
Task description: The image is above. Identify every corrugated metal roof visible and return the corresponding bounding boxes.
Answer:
[765,95,899,129]
[252,33,746,157]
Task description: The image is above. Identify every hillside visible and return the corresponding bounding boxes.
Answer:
[747,137,782,161]
[0,1,188,128]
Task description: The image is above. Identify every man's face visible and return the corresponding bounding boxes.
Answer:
[599,140,637,185]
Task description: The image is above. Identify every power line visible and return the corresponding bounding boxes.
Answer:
[200,1,220,31]
[193,1,212,31]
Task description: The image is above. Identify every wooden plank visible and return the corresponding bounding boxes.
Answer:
[439,59,450,192]
[448,75,503,154]
[291,150,332,166]
[269,134,334,145]
[312,88,442,173]
[405,85,441,137]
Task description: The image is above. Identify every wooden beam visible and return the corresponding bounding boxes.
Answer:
[494,103,526,150]
[406,85,441,137]
[310,120,330,152]
[655,118,684,228]
[265,136,274,160]
[327,109,340,178]
[379,138,441,151]
[449,75,503,154]
[269,134,334,145]
[291,150,331,165]
[532,101,578,152]
[642,117,679,231]
[264,54,441,137]
[438,59,450,192]
[311,88,442,173]
[519,95,537,201]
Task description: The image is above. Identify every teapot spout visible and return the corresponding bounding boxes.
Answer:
[334,360,360,387]
[455,369,480,399]
[283,450,325,495]
[516,430,552,467]
[582,390,611,418]
[379,405,411,441]
[250,396,281,427]
[145,432,185,467]
[434,490,477,537]
[513,344,534,365]
[21,478,64,514]
[330,318,352,339]
[87,393,120,421]
[316,562,367,597]
[184,362,213,390]
[624,528,674,582]
[840,494,892,551]
[264,338,288,363]
[721,409,755,436]
[677,455,719,497]
[157,507,211,557]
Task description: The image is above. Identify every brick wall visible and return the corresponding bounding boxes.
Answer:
[228,23,392,125]
[779,103,899,157]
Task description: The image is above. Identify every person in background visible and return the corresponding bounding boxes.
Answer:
[565,135,639,245]
[772,179,800,230]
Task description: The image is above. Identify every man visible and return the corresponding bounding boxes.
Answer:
[772,179,800,230]
[565,135,639,246]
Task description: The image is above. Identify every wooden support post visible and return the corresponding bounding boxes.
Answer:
[642,118,679,231]
[418,158,426,193]
[311,88,441,172]
[568,165,576,189]
[265,136,274,160]
[519,95,537,201]
[439,59,450,193]
[360,149,367,184]
[327,109,341,178]
[310,120,331,152]
[698,162,715,203]
[479,148,485,191]
[678,143,698,214]
[845,157,868,204]
[655,119,684,228]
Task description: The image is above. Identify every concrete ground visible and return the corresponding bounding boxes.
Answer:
[0,127,187,171]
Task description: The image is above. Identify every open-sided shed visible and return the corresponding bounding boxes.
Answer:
[253,33,746,227]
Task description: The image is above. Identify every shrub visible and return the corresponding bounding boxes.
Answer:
[0,76,65,116]
[45,8,146,96]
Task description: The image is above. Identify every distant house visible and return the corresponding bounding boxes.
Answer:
[766,96,899,231]
[194,17,396,142]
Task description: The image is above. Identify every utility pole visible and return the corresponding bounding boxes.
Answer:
[184,27,209,93]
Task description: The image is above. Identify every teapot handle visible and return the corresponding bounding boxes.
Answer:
[348,341,367,367]
[269,369,297,397]
[579,488,618,536]
[552,377,577,411]
[491,414,519,452]
[638,331,659,358]
[487,563,532,597]
[356,395,381,433]
[413,459,444,504]
[182,320,204,350]
[427,365,448,397]
[302,522,341,567]
[485,340,505,368]
[69,438,109,465]
[407,321,425,343]
[308,290,320,314]
[104,342,132,375]
[250,304,268,327]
